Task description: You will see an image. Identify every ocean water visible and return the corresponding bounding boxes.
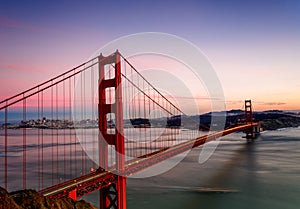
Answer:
[1,127,300,208]
[122,127,300,209]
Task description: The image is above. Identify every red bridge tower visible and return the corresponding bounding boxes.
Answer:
[98,51,126,209]
[245,99,260,141]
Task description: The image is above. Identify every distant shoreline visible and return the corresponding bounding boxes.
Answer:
[1,110,300,131]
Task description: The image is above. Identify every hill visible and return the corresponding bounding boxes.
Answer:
[0,187,96,209]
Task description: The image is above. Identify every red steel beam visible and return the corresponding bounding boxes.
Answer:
[40,123,259,199]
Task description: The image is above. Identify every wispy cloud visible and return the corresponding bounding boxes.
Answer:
[0,16,39,31]
[254,101,286,106]
[262,102,286,106]
[3,64,43,73]
[225,100,243,105]
[165,95,219,101]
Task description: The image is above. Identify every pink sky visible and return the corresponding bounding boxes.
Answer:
[0,1,299,112]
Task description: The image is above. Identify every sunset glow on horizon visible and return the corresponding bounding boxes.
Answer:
[1,0,299,112]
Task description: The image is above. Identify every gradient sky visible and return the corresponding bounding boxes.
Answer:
[0,0,299,111]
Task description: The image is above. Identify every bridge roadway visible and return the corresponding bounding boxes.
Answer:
[40,123,259,199]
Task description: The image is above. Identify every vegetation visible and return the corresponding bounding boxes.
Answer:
[0,187,96,209]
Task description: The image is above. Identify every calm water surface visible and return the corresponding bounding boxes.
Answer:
[80,127,300,208]
[122,127,300,209]
[1,127,300,208]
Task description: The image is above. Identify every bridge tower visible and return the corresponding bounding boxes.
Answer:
[98,51,126,209]
[245,99,254,141]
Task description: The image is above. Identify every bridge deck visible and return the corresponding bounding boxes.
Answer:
[40,123,259,199]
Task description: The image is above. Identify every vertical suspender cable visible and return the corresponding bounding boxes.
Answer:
[41,90,44,188]
[80,69,84,174]
[56,84,59,182]
[69,77,72,178]
[83,69,87,173]
[148,87,152,153]
[63,77,66,180]
[131,67,134,157]
[51,81,54,185]
[4,105,8,190]
[37,90,41,190]
[91,64,96,169]
[73,69,77,177]
[143,79,146,155]
[23,95,26,189]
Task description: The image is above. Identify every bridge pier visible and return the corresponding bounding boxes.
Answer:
[245,125,260,142]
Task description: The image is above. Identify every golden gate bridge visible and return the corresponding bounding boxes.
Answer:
[0,51,259,209]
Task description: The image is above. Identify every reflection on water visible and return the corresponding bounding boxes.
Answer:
[123,128,300,209]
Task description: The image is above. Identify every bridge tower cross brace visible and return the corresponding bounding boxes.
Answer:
[98,51,126,209]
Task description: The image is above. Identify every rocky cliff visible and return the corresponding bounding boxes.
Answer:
[0,187,97,209]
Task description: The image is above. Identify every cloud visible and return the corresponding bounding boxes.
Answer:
[225,100,243,105]
[0,16,38,31]
[0,16,22,28]
[3,64,43,73]
[165,95,220,101]
[254,101,286,106]
[262,102,286,106]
